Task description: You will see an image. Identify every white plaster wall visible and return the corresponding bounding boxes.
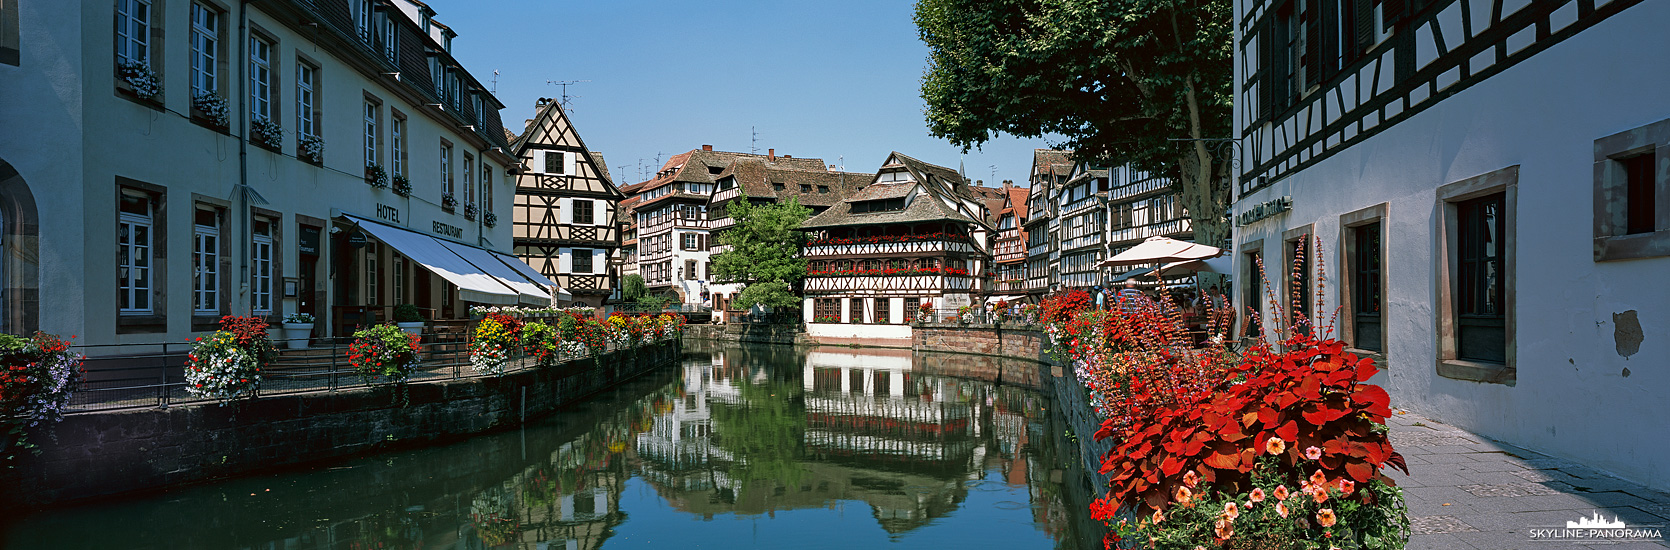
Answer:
[806,323,913,341]
[1233,1,1670,491]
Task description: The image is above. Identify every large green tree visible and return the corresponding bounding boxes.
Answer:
[710,194,813,310]
[915,0,1233,245]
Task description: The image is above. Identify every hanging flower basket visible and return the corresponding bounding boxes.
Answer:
[483,211,498,228]
[392,174,413,197]
[463,203,478,221]
[365,163,388,187]
[441,193,458,212]
[348,323,421,383]
[191,92,230,128]
[250,117,283,150]
[183,316,276,403]
[117,62,161,100]
[469,313,522,375]
[298,135,324,164]
[1,332,83,460]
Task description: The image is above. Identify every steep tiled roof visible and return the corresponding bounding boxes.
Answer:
[801,182,981,230]
[631,149,826,194]
[801,152,992,230]
[713,158,870,208]
[588,151,611,183]
[1033,149,1074,177]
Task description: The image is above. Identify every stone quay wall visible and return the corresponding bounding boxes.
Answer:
[912,322,1054,363]
[0,340,680,511]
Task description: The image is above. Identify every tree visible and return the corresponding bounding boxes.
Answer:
[621,273,647,303]
[710,193,812,310]
[915,0,1233,246]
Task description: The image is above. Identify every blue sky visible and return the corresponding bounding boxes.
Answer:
[427,0,1058,187]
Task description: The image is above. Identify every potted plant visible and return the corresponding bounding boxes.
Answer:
[298,134,324,164]
[392,174,413,197]
[281,312,315,349]
[441,193,459,212]
[365,163,389,188]
[348,323,421,383]
[251,117,283,150]
[393,304,425,336]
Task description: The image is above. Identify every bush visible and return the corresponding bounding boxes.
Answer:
[0,332,82,457]
[348,324,421,382]
[393,304,424,323]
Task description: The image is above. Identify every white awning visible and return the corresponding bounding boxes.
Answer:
[344,215,523,305]
[432,239,551,305]
[487,250,573,302]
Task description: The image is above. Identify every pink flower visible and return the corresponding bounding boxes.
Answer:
[1249,487,1266,502]
[1223,501,1239,520]
[1265,436,1287,455]
[1182,470,1200,488]
[1336,478,1355,495]
[1276,501,1290,518]
[1305,446,1323,460]
[1273,485,1290,501]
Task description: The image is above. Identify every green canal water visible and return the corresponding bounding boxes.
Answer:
[1,343,1099,549]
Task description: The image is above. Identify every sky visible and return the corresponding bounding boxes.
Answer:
[425,0,1059,187]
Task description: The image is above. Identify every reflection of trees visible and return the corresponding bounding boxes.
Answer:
[710,374,806,494]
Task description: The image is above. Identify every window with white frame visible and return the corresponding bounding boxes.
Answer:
[448,74,460,109]
[391,113,405,175]
[189,3,219,96]
[250,34,273,120]
[482,163,493,210]
[364,100,379,167]
[365,242,379,305]
[252,219,273,315]
[431,61,444,98]
[115,0,152,67]
[380,12,397,61]
[573,248,593,274]
[296,61,317,139]
[542,150,566,175]
[118,192,154,314]
[464,155,474,207]
[350,0,369,41]
[393,253,404,304]
[472,94,483,126]
[193,208,220,315]
[440,143,453,197]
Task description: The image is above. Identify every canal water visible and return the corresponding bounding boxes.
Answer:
[1,342,1100,549]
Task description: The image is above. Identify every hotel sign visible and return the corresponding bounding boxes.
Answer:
[375,203,400,223]
[1236,196,1293,226]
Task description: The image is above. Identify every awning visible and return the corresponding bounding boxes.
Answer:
[343,215,525,305]
[487,250,573,303]
[432,239,552,305]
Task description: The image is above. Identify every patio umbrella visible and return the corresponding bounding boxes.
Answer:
[1157,255,1234,278]
[1100,236,1223,267]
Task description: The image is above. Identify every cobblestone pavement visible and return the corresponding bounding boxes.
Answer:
[1388,410,1670,549]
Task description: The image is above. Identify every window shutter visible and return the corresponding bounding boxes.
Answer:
[559,198,572,224]
[1303,0,1322,88]
[564,150,577,176]
[593,249,606,276]
[1257,21,1275,121]
[699,234,707,250]
[558,248,572,273]
[1381,0,1405,31]
[1353,0,1374,59]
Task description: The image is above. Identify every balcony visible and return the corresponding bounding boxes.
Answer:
[1109,175,1172,201]
[805,275,973,293]
[1061,233,1103,251]
[1108,218,1191,246]
[995,279,1029,293]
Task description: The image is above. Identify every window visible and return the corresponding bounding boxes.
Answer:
[1455,194,1503,363]
[390,113,405,175]
[772,182,785,191]
[365,242,379,305]
[1623,154,1656,235]
[849,299,865,324]
[296,61,318,139]
[573,248,593,274]
[682,233,697,250]
[1436,165,1516,383]
[472,94,483,126]
[903,297,920,319]
[543,151,565,174]
[818,185,830,193]
[482,163,494,211]
[189,3,219,96]
[876,299,891,324]
[193,208,220,315]
[364,100,379,167]
[1349,221,1382,351]
[448,74,460,109]
[684,259,696,280]
[115,0,151,67]
[431,60,444,98]
[851,198,906,213]
[800,184,812,193]
[814,299,841,322]
[380,11,398,61]
[250,34,273,120]
[573,200,594,225]
[1593,121,1670,260]
[463,155,474,207]
[118,192,154,314]
[252,219,273,315]
[1,0,19,66]
[440,142,453,197]
[350,0,369,41]
[1283,230,1311,335]
[392,253,404,305]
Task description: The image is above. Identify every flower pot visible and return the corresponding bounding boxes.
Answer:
[282,323,313,349]
[396,321,425,337]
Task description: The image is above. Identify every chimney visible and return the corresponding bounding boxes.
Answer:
[702,144,713,151]
[767,148,775,161]
[782,154,792,159]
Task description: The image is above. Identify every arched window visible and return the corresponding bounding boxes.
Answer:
[859,259,880,272]
[836,260,853,272]
[808,261,826,272]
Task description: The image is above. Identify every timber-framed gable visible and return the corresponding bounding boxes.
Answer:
[509,98,623,304]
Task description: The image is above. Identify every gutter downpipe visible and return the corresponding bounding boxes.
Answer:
[236,0,250,315]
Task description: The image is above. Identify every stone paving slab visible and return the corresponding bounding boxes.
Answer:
[1391,410,1670,549]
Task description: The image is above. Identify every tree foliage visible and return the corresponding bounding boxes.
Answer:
[711,194,812,310]
[621,273,647,303]
[915,0,1233,245]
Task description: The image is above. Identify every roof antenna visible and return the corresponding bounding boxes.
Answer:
[751,126,760,155]
[490,70,499,94]
[544,79,590,111]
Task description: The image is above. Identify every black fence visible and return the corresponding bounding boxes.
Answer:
[67,333,664,413]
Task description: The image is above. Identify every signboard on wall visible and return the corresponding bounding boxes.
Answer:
[298,226,321,256]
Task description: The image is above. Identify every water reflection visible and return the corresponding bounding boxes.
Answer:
[1,344,1085,549]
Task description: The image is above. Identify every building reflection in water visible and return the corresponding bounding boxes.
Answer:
[0,344,1083,550]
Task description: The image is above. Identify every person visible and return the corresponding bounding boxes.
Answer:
[1117,281,1143,311]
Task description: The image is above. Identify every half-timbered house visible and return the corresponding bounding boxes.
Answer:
[705,158,870,317]
[1023,150,1073,298]
[509,98,623,307]
[991,185,1029,300]
[1232,0,1668,489]
[799,153,995,341]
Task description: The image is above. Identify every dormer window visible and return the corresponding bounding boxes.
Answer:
[851,198,906,214]
[708,166,723,175]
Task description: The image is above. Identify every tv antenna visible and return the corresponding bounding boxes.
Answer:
[990,165,998,182]
[751,126,760,155]
[545,79,590,110]
[490,70,500,93]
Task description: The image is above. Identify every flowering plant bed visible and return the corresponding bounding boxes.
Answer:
[520,321,560,366]
[813,315,840,323]
[191,92,230,127]
[556,312,606,358]
[250,117,283,150]
[483,211,498,228]
[184,316,276,403]
[463,203,478,221]
[392,174,413,197]
[1,332,83,457]
[656,313,685,339]
[365,163,388,187]
[441,193,458,212]
[298,135,324,164]
[470,313,522,375]
[806,266,971,277]
[917,302,934,322]
[117,62,160,99]
[348,323,421,382]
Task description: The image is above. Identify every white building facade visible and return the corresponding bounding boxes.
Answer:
[0,0,531,346]
[1233,0,1668,489]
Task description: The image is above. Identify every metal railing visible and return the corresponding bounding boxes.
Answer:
[66,332,677,413]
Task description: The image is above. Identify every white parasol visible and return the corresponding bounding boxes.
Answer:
[1100,236,1223,267]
